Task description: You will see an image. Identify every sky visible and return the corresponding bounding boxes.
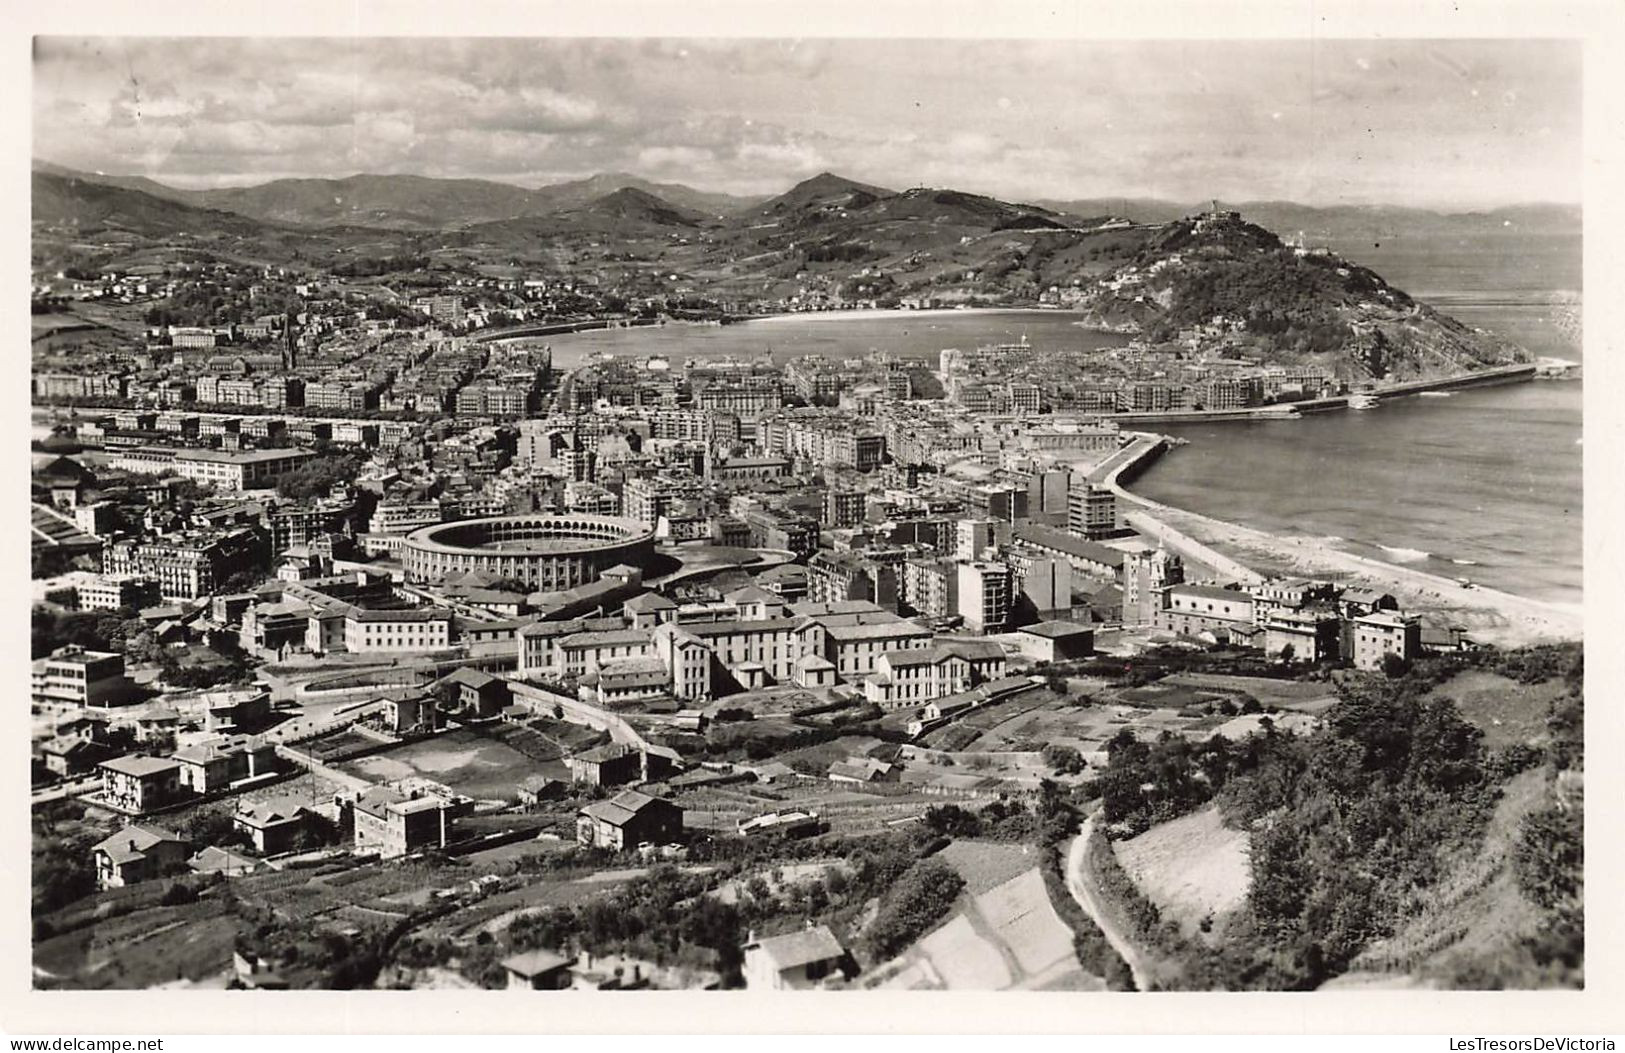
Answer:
[32,37,1582,208]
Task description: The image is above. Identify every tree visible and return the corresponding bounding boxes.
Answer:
[1042,743,1087,776]
[922,804,982,838]
[274,453,360,500]
[178,807,251,851]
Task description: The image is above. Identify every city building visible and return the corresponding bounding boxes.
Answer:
[97,755,183,813]
[1351,610,1423,671]
[31,646,137,708]
[1066,481,1119,540]
[1123,548,1184,625]
[1153,584,1256,640]
[956,561,1012,634]
[350,787,464,859]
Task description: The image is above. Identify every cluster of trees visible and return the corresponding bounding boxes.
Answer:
[494,865,744,986]
[32,830,100,916]
[1077,643,1585,989]
[1095,730,1255,838]
[331,254,431,278]
[1506,653,1584,984]
[143,279,301,329]
[156,641,256,690]
[31,606,139,659]
[803,240,880,264]
[920,798,1045,843]
[1223,680,1500,985]
[464,826,967,986]
[1042,743,1087,775]
[1066,644,1297,686]
[274,452,361,500]
[1139,248,1364,355]
[862,858,965,961]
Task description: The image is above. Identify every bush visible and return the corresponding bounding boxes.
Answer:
[1042,744,1087,775]
[160,880,201,906]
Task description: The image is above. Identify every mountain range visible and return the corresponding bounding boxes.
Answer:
[31,161,1577,382]
[34,160,1580,239]
[31,161,754,230]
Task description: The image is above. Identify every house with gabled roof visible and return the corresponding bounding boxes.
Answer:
[188,844,261,877]
[92,824,188,888]
[742,924,849,990]
[576,789,683,850]
[441,666,509,717]
[234,795,316,854]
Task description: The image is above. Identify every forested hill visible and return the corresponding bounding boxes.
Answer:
[1070,211,1527,382]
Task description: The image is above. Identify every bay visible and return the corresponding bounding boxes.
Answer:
[547,285,1582,606]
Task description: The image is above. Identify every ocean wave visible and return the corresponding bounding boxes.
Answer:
[1450,558,1480,567]
[1377,545,1431,563]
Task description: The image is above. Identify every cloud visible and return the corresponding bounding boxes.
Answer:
[31,37,1581,207]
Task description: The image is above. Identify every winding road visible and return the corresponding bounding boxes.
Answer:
[1064,813,1155,992]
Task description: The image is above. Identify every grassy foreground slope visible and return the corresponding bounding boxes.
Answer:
[1088,643,1583,990]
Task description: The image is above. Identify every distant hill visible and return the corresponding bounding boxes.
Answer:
[745,171,895,218]
[30,161,755,230]
[571,187,709,228]
[529,173,754,217]
[1067,210,1529,381]
[31,170,270,239]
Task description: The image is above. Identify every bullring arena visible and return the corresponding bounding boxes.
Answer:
[400,513,657,589]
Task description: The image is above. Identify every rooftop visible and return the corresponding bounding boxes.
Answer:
[502,949,575,978]
[1018,620,1094,639]
[749,925,845,972]
[99,754,181,778]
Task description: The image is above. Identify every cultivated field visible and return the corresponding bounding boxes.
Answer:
[340,727,567,800]
[34,897,243,989]
[1158,671,1342,712]
[870,864,1100,991]
[1113,805,1251,942]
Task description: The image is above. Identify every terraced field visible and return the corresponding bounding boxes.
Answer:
[869,842,1102,991]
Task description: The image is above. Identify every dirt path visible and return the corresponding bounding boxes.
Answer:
[1065,815,1154,992]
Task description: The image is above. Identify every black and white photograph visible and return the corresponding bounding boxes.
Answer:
[8,1,1618,1041]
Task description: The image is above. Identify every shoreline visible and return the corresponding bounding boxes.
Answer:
[1101,435,1581,649]
[742,306,1080,325]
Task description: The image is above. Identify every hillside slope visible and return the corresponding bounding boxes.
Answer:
[1071,211,1528,381]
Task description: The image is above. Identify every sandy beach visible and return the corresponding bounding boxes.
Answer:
[1112,471,1582,649]
[746,306,1074,325]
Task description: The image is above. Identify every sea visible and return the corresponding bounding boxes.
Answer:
[547,232,1583,607]
[1130,232,1583,606]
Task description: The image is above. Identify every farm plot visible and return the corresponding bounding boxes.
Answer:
[930,697,1153,757]
[936,839,1043,896]
[675,780,940,837]
[1112,804,1251,942]
[34,897,244,990]
[339,727,565,800]
[872,867,1099,991]
[1157,672,1341,712]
